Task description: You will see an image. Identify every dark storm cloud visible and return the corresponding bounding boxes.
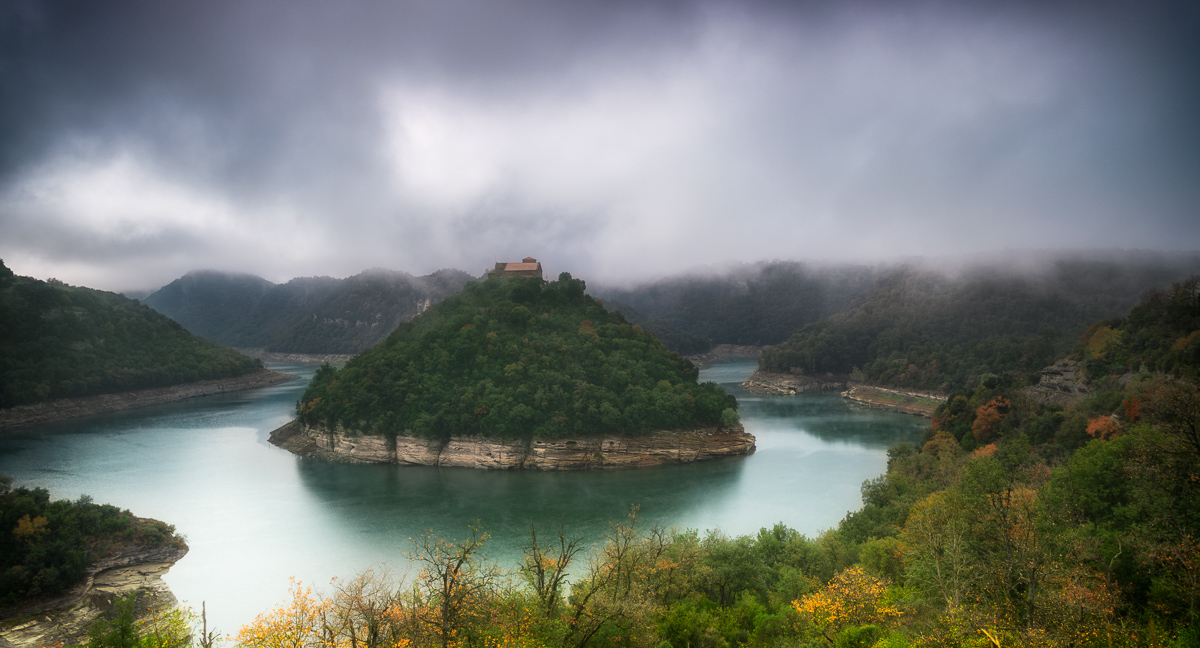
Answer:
[0,0,1197,290]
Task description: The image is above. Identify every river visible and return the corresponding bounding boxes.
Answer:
[0,359,927,635]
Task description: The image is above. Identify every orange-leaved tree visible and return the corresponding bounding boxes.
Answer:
[791,566,899,643]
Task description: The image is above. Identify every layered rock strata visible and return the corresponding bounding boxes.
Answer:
[0,541,188,648]
[271,419,755,470]
[1023,358,1091,406]
[0,368,296,431]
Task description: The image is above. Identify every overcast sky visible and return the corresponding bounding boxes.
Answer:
[0,0,1197,292]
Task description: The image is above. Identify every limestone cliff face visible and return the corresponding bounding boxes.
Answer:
[270,419,755,470]
[0,541,188,648]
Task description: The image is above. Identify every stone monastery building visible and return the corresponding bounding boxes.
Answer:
[488,257,543,280]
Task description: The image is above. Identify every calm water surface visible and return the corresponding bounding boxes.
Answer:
[0,360,926,634]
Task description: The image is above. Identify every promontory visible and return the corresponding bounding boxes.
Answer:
[272,272,754,469]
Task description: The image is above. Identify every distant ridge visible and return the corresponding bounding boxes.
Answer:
[143,267,474,355]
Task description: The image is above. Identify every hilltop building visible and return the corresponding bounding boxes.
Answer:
[488,257,544,280]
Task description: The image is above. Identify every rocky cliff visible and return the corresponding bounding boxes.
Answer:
[0,540,188,648]
[271,420,755,470]
[1023,358,1091,405]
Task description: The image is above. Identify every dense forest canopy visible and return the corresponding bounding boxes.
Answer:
[0,260,261,409]
[144,267,473,354]
[759,258,1200,392]
[1080,275,1200,383]
[298,274,738,439]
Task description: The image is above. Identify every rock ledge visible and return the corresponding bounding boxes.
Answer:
[271,420,756,470]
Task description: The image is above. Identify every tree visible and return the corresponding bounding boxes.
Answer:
[520,524,583,620]
[791,567,899,643]
[900,490,977,609]
[408,526,500,648]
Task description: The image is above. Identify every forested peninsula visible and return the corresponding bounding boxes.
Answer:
[0,479,190,648]
[276,274,751,468]
[0,260,289,427]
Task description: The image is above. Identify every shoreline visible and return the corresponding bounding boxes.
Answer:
[740,370,848,395]
[841,385,946,418]
[237,347,356,365]
[271,419,756,470]
[0,368,297,431]
[739,370,946,417]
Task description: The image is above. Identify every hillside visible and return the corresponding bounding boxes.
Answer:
[297,273,739,440]
[597,261,877,347]
[759,255,1200,392]
[144,267,474,354]
[0,261,262,409]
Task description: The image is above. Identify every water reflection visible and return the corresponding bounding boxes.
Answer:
[294,451,752,562]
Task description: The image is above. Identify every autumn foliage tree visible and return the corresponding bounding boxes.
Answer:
[971,396,1010,444]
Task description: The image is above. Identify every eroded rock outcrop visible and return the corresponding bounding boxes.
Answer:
[0,542,188,648]
[270,419,755,470]
[1024,358,1090,405]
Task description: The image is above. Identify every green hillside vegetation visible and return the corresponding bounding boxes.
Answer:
[144,267,474,354]
[601,300,714,355]
[298,274,738,439]
[0,477,183,606]
[1078,275,1200,383]
[759,259,1200,392]
[0,261,261,409]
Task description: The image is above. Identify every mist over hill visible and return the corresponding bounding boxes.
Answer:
[144,267,474,355]
[598,252,1200,372]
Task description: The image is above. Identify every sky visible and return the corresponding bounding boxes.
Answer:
[0,0,1197,292]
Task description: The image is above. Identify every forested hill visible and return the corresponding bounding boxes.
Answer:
[598,254,1200,357]
[759,255,1200,392]
[298,274,738,440]
[0,260,261,409]
[144,267,473,354]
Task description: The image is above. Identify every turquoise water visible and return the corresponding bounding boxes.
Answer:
[0,360,926,635]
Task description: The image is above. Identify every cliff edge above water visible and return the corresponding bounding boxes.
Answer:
[270,419,755,470]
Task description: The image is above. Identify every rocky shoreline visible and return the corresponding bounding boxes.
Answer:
[841,385,946,418]
[270,419,756,470]
[0,368,296,431]
[0,538,188,648]
[740,370,848,395]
